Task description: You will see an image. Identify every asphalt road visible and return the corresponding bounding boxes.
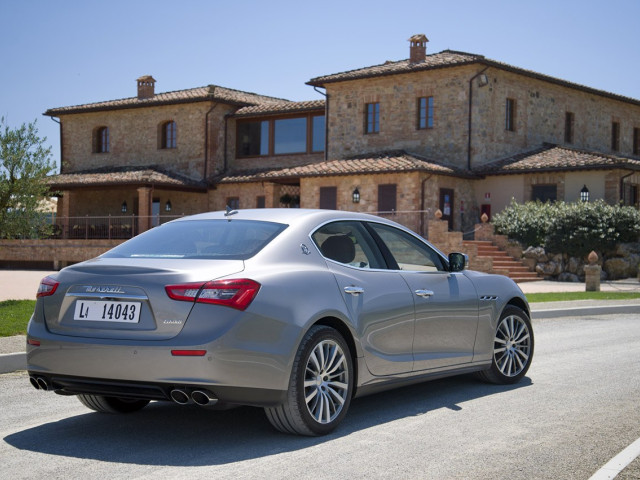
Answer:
[1,313,639,480]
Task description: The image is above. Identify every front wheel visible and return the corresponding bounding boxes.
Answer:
[477,305,534,384]
[265,325,353,436]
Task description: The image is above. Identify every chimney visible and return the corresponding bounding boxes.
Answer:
[137,75,156,100]
[408,34,428,63]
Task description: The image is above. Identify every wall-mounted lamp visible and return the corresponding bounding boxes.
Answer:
[352,187,360,203]
[165,200,172,212]
[121,201,128,213]
[580,185,589,202]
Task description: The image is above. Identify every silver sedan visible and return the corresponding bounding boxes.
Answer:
[27,209,533,435]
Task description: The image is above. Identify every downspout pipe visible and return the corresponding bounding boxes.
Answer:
[420,174,434,237]
[49,116,62,173]
[313,86,328,161]
[467,67,490,171]
[204,86,217,181]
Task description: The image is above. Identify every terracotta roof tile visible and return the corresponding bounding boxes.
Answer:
[47,166,207,190]
[308,50,480,86]
[234,100,325,117]
[45,85,289,116]
[216,151,472,183]
[308,49,640,107]
[474,144,640,175]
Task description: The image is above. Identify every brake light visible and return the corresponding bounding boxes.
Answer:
[37,276,59,298]
[171,350,207,356]
[165,279,260,311]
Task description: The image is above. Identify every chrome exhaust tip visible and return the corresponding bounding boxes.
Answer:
[170,389,191,405]
[191,390,218,407]
[29,376,40,390]
[36,377,50,391]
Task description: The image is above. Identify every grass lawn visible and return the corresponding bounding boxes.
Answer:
[526,291,640,303]
[0,300,36,337]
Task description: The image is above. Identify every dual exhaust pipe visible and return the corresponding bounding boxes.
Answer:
[170,388,218,407]
[29,376,52,391]
[30,376,217,407]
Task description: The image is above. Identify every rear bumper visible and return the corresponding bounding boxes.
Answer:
[26,372,287,406]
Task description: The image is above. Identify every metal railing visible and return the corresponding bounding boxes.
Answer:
[50,215,185,240]
[34,210,433,240]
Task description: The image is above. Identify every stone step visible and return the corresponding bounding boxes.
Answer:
[462,240,540,283]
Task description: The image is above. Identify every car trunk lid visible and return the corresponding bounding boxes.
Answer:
[43,258,244,340]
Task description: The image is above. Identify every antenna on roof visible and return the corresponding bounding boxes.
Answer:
[224,205,238,220]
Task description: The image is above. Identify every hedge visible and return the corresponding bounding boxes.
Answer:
[492,200,640,257]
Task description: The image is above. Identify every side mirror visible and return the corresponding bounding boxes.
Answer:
[448,252,468,272]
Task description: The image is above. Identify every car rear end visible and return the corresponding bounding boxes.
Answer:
[26,216,296,407]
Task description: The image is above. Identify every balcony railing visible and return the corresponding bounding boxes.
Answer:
[50,215,186,240]
[36,210,433,240]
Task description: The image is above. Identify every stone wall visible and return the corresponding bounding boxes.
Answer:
[59,101,237,180]
[524,244,640,281]
[0,239,123,269]
[325,64,640,170]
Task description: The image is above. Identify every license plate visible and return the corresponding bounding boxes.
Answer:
[74,300,141,323]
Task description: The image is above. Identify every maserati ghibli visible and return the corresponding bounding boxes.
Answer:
[27,209,533,435]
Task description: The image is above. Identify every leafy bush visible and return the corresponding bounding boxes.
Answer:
[493,199,640,257]
[492,200,555,247]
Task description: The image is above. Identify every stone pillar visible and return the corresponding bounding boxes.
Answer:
[137,187,152,234]
[263,183,278,208]
[584,251,601,292]
[59,190,71,239]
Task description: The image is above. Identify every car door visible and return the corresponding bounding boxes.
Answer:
[312,221,416,376]
[366,222,479,371]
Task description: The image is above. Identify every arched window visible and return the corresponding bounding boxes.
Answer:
[95,126,109,153]
[161,121,177,149]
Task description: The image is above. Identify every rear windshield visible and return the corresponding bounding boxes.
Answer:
[102,219,287,260]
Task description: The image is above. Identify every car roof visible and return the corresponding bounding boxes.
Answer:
[171,208,388,225]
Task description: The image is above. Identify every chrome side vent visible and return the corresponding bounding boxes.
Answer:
[480,295,498,301]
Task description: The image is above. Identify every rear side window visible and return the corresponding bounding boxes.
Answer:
[312,221,385,269]
[103,220,287,260]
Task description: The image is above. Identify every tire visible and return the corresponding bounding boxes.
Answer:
[265,325,353,436]
[77,394,150,414]
[476,305,534,385]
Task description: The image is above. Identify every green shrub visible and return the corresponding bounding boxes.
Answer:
[493,199,640,257]
[492,200,555,247]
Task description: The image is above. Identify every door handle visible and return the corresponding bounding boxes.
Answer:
[415,289,434,298]
[344,286,365,296]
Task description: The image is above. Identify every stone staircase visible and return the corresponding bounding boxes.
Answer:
[462,240,540,283]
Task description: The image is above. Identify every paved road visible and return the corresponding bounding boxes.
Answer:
[1,313,639,479]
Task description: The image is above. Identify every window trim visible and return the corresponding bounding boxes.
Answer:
[365,102,380,134]
[94,126,110,154]
[161,120,177,149]
[236,113,325,158]
[417,96,434,130]
[564,112,574,144]
[505,98,516,132]
[611,121,620,151]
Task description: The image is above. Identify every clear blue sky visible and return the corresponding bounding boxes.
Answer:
[1,0,639,171]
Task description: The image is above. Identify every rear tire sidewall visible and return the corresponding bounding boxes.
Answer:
[294,326,354,436]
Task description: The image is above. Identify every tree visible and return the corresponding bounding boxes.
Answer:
[0,118,56,238]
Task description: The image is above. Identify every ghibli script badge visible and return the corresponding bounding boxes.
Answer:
[83,286,126,294]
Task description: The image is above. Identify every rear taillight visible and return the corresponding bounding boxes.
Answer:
[165,279,261,311]
[37,276,59,298]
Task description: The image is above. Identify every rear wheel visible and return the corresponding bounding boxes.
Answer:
[477,305,534,384]
[77,394,150,413]
[265,325,353,436]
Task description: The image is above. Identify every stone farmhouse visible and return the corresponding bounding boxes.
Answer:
[44,34,640,242]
